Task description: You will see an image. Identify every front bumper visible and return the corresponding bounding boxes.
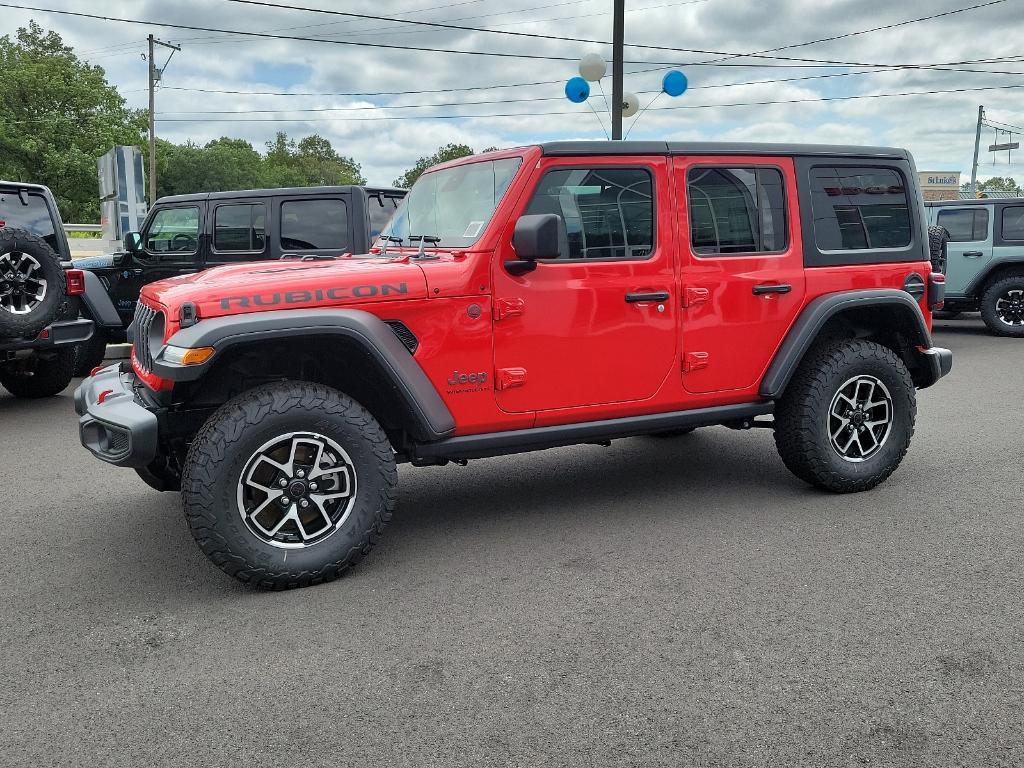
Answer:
[919,345,953,388]
[74,364,159,468]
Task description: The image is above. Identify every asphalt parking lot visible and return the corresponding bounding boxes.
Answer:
[1,317,1021,767]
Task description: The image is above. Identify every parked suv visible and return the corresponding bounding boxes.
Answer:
[72,185,406,372]
[75,142,951,588]
[0,181,99,398]
[925,198,1024,336]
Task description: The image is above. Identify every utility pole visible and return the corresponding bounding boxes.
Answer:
[970,104,985,197]
[147,35,181,205]
[611,0,625,140]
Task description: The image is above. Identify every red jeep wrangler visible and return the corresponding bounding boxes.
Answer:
[75,142,952,588]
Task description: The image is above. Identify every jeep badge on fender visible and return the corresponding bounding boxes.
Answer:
[75,141,952,590]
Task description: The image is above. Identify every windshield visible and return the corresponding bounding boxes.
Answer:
[383,157,522,248]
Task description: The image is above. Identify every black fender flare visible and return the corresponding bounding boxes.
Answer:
[79,270,123,329]
[154,308,455,440]
[760,289,938,399]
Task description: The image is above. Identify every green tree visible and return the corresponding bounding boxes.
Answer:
[961,176,1024,195]
[0,21,146,221]
[393,142,474,188]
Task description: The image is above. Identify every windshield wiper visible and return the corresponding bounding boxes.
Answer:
[409,234,441,260]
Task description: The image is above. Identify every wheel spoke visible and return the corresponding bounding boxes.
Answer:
[246,490,284,521]
[831,418,850,440]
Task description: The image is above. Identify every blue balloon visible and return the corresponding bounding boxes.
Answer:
[565,76,590,104]
[662,70,688,97]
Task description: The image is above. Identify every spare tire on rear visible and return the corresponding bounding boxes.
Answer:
[928,225,950,275]
[0,227,65,338]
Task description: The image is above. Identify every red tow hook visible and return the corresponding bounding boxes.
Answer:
[97,389,114,404]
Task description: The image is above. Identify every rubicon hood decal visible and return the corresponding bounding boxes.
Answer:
[140,258,429,318]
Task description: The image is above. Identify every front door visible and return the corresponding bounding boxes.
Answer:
[492,158,677,414]
[675,157,806,394]
[112,204,205,322]
[934,206,993,297]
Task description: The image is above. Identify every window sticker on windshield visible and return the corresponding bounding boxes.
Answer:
[463,221,485,238]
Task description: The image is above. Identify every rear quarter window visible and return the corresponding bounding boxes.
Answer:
[281,199,349,251]
[1002,206,1024,241]
[0,191,59,252]
[810,166,911,251]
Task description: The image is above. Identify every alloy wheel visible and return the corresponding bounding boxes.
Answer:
[0,250,47,315]
[236,431,357,549]
[827,375,893,463]
[995,288,1024,328]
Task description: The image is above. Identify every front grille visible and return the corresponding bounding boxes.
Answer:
[385,320,418,354]
[132,302,158,373]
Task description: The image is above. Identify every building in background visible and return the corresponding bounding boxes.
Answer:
[918,171,961,201]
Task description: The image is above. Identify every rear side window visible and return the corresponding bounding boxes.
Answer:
[522,167,654,260]
[936,208,988,242]
[0,191,58,251]
[1002,206,1024,241]
[214,203,266,253]
[810,167,911,251]
[281,199,348,251]
[687,167,787,255]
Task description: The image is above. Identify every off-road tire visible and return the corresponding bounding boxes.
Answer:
[0,348,77,398]
[181,381,398,589]
[927,225,949,275]
[773,339,916,493]
[979,275,1024,337]
[0,227,66,337]
[73,331,108,377]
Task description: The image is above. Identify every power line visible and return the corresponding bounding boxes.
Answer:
[149,82,1024,122]
[4,2,1017,72]
[222,0,1011,69]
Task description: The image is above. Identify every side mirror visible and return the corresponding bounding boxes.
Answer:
[506,214,564,275]
[123,231,142,253]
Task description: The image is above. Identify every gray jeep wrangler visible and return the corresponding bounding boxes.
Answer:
[926,199,1024,337]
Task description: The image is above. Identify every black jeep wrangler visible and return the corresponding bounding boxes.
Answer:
[73,185,406,371]
[0,182,99,399]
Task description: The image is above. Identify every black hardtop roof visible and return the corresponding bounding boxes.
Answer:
[539,140,910,159]
[155,184,405,206]
[924,197,1022,207]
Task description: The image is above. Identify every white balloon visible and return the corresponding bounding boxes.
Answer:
[621,92,640,118]
[578,53,607,82]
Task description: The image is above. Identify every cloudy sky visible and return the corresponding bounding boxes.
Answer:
[5,0,1024,186]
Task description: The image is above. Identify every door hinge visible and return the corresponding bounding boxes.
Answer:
[683,287,710,308]
[494,297,525,321]
[683,352,709,372]
[495,367,527,390]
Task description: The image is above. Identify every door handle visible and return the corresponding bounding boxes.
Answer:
[752,283,792,296]
[625,291,670,303]
[964,251,984,258]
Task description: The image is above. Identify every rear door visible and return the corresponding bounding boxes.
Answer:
[675,156,806,394]
[935,206,993,296]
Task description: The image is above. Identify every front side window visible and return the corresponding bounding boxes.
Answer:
[522,167,654,260]
[384,158,522,248]
[145,206,200,255]
[936,208,988,242]
[281,199,348,251]
[810,166,911,251]
[1002,206,1024,241]
[214,204,266,252]
[687,167,786,255]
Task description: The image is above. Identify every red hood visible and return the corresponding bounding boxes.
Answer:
[140,257,428,319]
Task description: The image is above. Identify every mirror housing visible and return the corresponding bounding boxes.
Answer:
[506,214,564,275]
[123,231,142,254]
